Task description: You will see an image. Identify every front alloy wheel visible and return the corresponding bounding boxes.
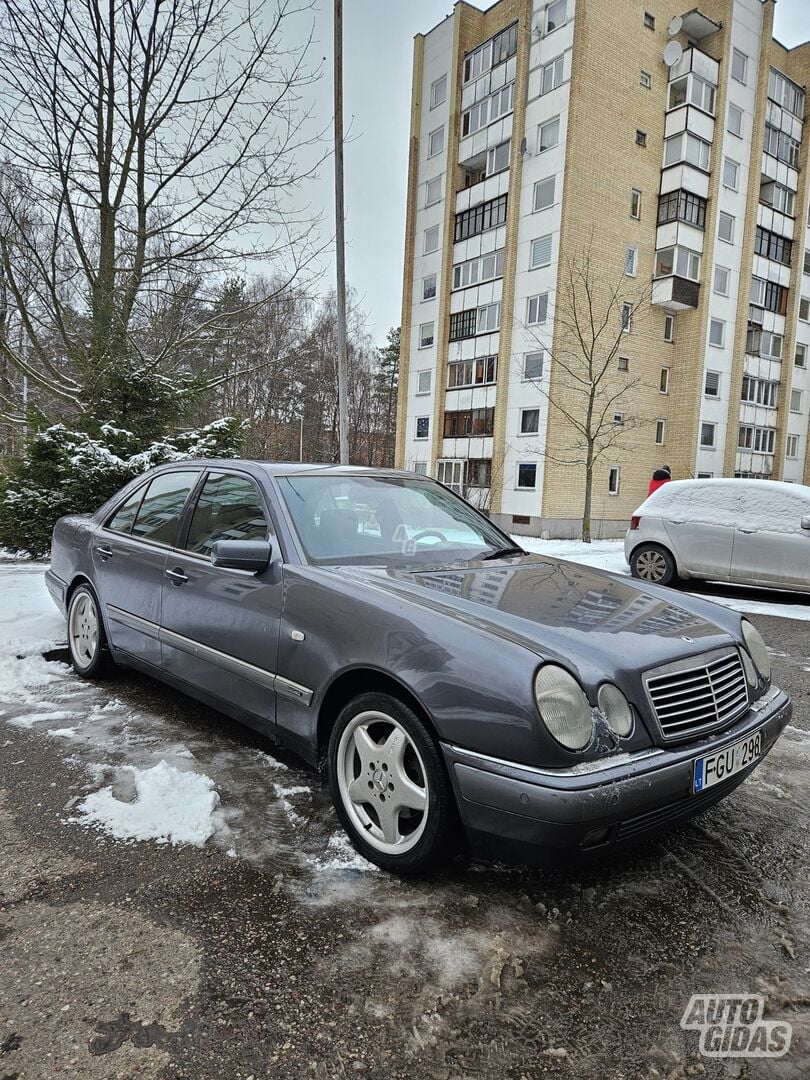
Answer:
[67,584,112,677]
[328,692,457,874]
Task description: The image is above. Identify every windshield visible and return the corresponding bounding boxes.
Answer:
[276,473,516,567]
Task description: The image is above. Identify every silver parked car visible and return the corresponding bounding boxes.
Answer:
[625,478,810,592]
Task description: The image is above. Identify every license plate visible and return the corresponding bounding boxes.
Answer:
[693,732,762,793]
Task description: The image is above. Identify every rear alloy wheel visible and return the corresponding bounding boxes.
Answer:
[631,543,678,587]
[328,692,457,874]
[67,584,112,678]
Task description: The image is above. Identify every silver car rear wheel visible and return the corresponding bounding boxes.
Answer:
[336,709,429,856]
[67,584,112,677]
[631,543,678,587]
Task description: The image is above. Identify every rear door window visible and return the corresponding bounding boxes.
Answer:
[130,471,200,546]
[184,472,268,557]
[106,484,147,534]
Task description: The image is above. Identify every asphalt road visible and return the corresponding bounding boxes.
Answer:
[1,586,809,1078]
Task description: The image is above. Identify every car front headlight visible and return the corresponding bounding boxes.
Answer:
[534,665,594,750]
[597,683,634,737]
[741,620,771,682]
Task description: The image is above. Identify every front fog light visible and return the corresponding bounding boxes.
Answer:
[534,665,594,750]
[597,683,634,737]
[741,620,771,682]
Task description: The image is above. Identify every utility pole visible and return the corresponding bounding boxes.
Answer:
[333,0,350,464]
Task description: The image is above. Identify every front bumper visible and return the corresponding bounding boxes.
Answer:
[442,685,792,865]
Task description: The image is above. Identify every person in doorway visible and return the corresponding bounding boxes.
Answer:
[648,464,671,496]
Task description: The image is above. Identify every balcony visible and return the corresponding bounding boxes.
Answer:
[652,275,700,311]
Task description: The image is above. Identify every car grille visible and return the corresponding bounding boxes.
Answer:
[644,649,749,742]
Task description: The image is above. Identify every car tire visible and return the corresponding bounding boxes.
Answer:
[630,543,679,587]
[67,584,114,678]
[328,692,458,875]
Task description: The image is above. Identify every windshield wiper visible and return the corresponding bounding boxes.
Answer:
[480,545,525,561]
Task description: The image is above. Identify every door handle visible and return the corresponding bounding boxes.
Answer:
[165,567,189,585]
[737,528,755,534]
[668,520,685,525]
[95,545,113,561]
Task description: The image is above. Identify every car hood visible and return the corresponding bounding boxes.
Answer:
[332,555,740,686]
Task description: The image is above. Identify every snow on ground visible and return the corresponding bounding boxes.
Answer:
[71,759,223,846]
[514,536,810,622]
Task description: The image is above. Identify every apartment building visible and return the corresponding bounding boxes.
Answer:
[395,0,810,537]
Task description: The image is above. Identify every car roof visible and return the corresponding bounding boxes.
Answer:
[151,459,421,480]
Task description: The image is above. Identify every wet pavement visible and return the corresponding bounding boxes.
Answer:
[1,563,809,1078]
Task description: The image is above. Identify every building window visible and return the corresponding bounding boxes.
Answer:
[791,389,802,413]
[530,234,553,269]
[448,309,477,341]
[487,140,511,176]
[643,11,655,29]
[415,417,430,440]
[697,472,714,479]
[443,407,494,438]
[447,355,497,389]
[412,462,428,476]
[625,245,638,277]
[805,249,810,275]
[436,458,464,491]
[700,422,716,448]
[796,343,807,368]
[541,56,564,95]
[731,48,748,84]
[608,466,621,495]
[654,246,700,281]
[738,425,776,453]
[727,103,743,137]
[419,322,435,348]
[430,75,447,109]
[768,67,806,118]
[523,351,544,380]
[422,274,436,301]
[512,514,531,526]
[520,408,540,435]
[467,458,493,489]
[635,129,647,147]
[423,225,440,254]
[526,293,549,325]
[640,70,652,89]
[723,158,739,190]
[517,463,537,489]
[786,434,800,459]
[660,366,670,393]
[713,266,730,296]
[668,74,716,115]
[664,131,710,170]
[428,126,444,158]
[718,212,735,243]
[416,370,432,395]
[461,82,515,137]
[704,370,720,397]
[547,0,567,32]
[760,180,794,216]
[533,176,556,212]
[425,177,442,207]
[618,356,629,372]
[709,319,725,347]
[741,377,778,407]
[657,189,707,229]
[621,302,632,331]
[800,297,810,322]
[750,277,788,316]
[612,411,625,425]
[454,194,507,242]
[452,249,505,290]
[630,188,641,219]
[476,303,500,334]
[746,329,783,361]
[655,419,666,445]
[763,124,800,168]
[754,226,792,266]
[664,315,674,342]
[538,116,560,153]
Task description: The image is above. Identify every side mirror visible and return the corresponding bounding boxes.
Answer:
[210,539,272,572]
[801,516,810,531]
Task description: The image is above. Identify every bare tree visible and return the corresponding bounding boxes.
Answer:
[0,0,324,430]
[523,245,654,542]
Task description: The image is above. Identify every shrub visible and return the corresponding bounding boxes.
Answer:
[0,417,246,557]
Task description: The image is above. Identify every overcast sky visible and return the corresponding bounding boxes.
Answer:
[309,0,809,343]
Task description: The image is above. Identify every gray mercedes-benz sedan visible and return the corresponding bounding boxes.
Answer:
[46,461,791,873]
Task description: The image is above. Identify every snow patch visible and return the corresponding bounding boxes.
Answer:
[70,760,221,847]
[309,832,379,873]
